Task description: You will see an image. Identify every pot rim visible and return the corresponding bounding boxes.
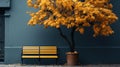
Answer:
[66,51,79,54]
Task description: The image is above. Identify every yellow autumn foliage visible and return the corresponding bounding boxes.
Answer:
[27,0,118,37]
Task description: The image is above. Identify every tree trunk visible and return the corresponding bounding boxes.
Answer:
[70,27,75,52]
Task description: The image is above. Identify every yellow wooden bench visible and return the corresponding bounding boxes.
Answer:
[21,46,58,64]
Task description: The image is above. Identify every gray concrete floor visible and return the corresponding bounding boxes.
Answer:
[0,64,120,67]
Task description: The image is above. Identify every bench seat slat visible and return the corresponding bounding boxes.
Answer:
[40,46,56,50]
[40,50,57,54]
[40,56,58,58]
[22,56,39,58]
[23,46,39,50]
[23,50,39,54]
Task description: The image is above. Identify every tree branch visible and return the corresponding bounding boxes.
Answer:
[57,28,71,47]
[57,27,76,52]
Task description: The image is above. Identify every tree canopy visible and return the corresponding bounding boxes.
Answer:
[27,0,118,37]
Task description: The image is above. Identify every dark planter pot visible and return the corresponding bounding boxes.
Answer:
[66,51,79,66]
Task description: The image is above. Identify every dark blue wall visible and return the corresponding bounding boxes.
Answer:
[4,0,120,65]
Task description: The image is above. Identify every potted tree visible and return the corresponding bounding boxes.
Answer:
[26,0,118,66]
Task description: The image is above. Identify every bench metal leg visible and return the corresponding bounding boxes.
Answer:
[21,58,23,64]
[39,58,40,65]
[56,58,58,65]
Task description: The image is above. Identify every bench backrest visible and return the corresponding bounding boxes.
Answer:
[39,46,57,54]
[22,46,39,54]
